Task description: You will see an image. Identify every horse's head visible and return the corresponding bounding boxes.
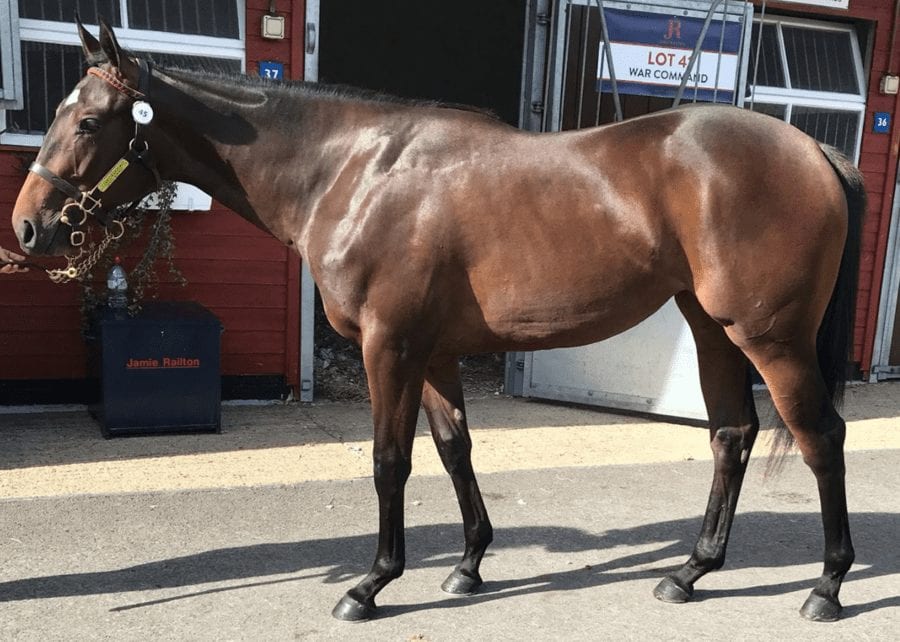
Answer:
[12,19,160,256]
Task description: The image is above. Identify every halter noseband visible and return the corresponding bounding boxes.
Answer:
[28,59,160,248]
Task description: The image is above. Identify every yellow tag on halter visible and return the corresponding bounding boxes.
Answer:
[97,158,130,192]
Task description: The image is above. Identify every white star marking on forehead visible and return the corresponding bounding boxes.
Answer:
[64,88,81,107]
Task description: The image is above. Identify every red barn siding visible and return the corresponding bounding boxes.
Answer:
[0,0,306,392]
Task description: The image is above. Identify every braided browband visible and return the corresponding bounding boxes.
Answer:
[87,67,144,100]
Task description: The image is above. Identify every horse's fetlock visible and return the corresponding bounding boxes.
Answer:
[374,556,405,580]
[468,522,493,547]
[691,546,725,571]
[824,547,854,574]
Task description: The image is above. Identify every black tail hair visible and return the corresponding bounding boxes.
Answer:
[816,144,865,405]
[816,145,866,408]
[768,144,865,468]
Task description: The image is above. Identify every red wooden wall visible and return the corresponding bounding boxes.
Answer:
[0,0,306,390]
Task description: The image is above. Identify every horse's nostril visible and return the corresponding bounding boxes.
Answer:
[21,219,36,248]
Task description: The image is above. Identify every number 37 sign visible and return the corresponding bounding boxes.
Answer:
[259,60,285,80]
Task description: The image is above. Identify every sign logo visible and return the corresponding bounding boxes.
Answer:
[663,18,681,42]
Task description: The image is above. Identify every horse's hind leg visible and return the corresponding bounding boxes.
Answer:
[655,292,760,603]
[741,342,854,621]
[422,355,493,594]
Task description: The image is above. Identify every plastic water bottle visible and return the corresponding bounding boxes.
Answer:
[106,257,128,309]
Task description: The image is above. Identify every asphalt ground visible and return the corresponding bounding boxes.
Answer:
[0,382,898,640]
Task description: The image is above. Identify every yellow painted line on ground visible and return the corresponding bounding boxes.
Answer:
[0,416,896,500]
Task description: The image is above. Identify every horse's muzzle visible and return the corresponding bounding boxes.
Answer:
[14,211,70,257]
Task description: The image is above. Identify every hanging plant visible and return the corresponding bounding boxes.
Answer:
[79,181,187,333]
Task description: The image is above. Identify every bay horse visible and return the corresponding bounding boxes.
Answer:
[12,21,863,622]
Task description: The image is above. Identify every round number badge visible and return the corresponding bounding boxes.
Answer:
[132,101,154,125]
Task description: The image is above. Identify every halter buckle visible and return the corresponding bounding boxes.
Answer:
[70,230,85,247]
[78,191,102,214]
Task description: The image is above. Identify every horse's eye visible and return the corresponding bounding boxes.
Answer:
[77,118,100,134]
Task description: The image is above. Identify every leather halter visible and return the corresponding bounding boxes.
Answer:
[28,59,159,247]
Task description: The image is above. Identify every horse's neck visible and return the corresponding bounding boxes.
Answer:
[154,74,372,246]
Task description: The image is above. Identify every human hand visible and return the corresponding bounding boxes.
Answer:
[0,245,29,273]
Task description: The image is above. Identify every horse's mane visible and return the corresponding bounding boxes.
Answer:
[151,62,499,119]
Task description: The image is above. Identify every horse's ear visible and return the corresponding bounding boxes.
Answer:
[98,17,125,68]
[98,17,139,80]
[76,12,105,65]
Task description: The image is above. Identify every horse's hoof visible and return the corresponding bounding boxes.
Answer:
[800,592,842,622]
[441,569,483,595]
[332,593,375,621]
[653,576,693,603]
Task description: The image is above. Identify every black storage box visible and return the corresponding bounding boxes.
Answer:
[91,301,223,437]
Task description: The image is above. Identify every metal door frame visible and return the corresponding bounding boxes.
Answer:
[870,164,900,380]
[298,0,320,401]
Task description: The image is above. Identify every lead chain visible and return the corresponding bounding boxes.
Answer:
[46,221,124,284]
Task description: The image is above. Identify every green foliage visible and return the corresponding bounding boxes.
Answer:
[79,182,187,331]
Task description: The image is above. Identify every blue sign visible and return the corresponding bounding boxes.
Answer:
[598,9,744,103]
[873,112,891,134]
[258,60,285,81]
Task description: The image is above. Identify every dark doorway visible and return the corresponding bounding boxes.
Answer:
[319,0,527,126]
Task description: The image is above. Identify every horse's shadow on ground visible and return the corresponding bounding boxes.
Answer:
[1,511,896,618]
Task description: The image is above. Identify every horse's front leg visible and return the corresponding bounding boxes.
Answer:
[332,331,428,621]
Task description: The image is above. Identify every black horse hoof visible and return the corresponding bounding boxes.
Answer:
[332,593,376,621]
[653,576,694,603]
[441,569,483,595]
[800,592,842,622]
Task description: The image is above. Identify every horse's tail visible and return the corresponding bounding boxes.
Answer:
[768,143,864,469]
[816,144,865,405]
